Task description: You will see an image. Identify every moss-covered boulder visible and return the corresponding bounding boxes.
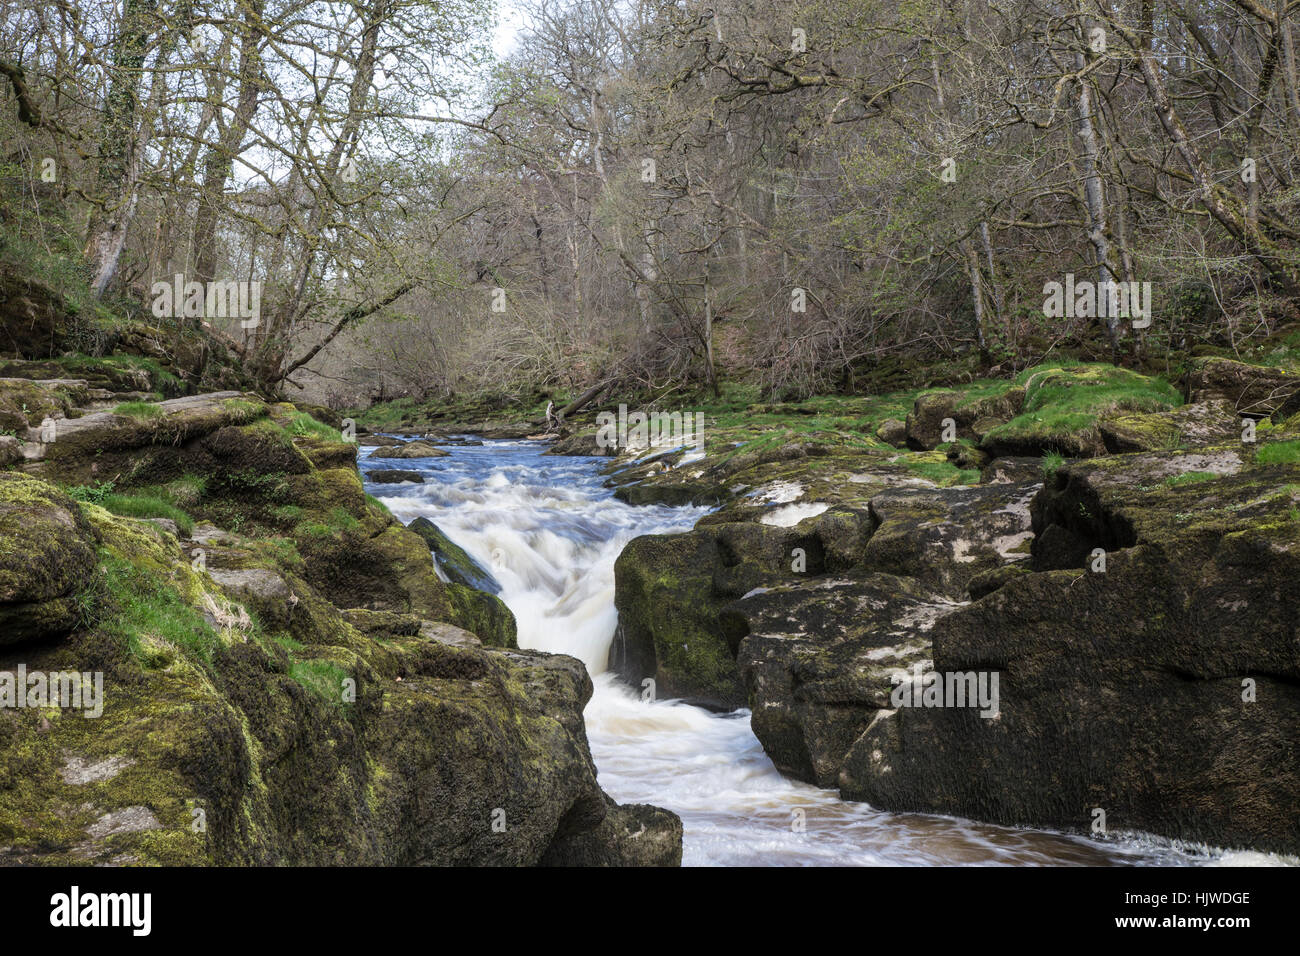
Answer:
[612,523,808,708]
[0,474,99,645]
[446,582,517,649]
[23,392,265,486]
[1099,399,1240,453]
[1186,356,1299,416]
[979,365,1181,458]
[544,429,615,457]
[0,271,71,359]
[0,377,87,433]
[905,387,1023,450]
[370,441,447,459]
[0,464,679,866]
[407,517,501,594]
[540,799,683,866]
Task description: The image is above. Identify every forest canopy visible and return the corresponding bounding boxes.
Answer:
[3,0,1299,406]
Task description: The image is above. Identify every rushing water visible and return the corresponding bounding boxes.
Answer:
[364,438,1284,867]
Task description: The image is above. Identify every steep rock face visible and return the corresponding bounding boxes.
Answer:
[0,394,679,866]
[612,459,1039,726]
[839,446,1300,854]
[612,523,801,708]
[725,482,1036,786]
[728,574,954,787]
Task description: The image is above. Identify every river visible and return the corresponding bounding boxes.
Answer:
[364,438,1281,867]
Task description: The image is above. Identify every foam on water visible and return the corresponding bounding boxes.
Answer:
[365,438,1289,867]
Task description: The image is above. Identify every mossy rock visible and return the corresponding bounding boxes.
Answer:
[370,441,448,459]
[0,271,72,359]
[407,517,501,593]
[979,365,1180,458]
[445,582,518,648]
[0,377,86,432]
[1099,399,1239,453]
[0,473,100,644]
[837,445,1300,854]
[1186,356,1299,416]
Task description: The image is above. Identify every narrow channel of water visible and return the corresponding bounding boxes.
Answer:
[365,439,1280,867]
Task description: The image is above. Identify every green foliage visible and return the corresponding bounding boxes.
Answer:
[286,411,340,440]
[985,365,1181,447]
[1257,440,1300,465]
[100,492,195,535]
[97,551,222,666]
[1042,451,1065,478]
[220,399,267,424]
[288,658,353,709]
[67,480,117,505]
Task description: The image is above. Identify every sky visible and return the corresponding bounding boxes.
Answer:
[492,2,527,60]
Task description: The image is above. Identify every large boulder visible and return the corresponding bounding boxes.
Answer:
[839,445,1300,855]
[0,271,71,359]
[1099,399,1240,453]
[612,521,821,708]
[978,365,1181,458]
[540,799,682,866]
[905,388,1023,451]
[0,474,99,644]
[1186,356,1299,416]
[731,574,955,787]
[0,456,679,866]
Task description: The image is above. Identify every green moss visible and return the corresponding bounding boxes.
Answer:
[983,365,1181,452]
[288,658,353,709]
[904,453,966,487]
[1042,451,1065,478]
[112,401,164,419]
[328,506,361,532]
[271,504,304,523]
[220,398,267,424]
[1257,440,1300,465]
[163,475,207,508]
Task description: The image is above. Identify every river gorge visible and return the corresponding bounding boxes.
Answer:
[364,438,1274,867]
